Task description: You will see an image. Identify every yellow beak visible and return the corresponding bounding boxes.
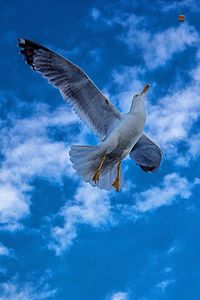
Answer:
[140,83,150,95]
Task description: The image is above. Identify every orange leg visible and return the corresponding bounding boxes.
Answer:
[92,154,107,183]
[112,161,121,192]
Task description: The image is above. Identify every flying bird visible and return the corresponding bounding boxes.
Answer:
[18,38,162,192]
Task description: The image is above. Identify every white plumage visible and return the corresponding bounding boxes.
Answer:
[18,38,162,191]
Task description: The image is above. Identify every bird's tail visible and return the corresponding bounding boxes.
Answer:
[69,145,124,191]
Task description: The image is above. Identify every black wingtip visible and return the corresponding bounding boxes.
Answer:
[17,37,25,45]
[17,38,29,49]
[17,38,49,51]
[17,38,51,69]
[17,38,37,69]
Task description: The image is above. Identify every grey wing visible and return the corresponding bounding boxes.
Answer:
[130,134,163,172]
[18,38,121,140]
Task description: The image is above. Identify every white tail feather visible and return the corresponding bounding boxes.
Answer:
[69,145,124,191]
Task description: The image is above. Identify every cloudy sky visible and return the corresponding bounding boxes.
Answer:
[1,0,200,299]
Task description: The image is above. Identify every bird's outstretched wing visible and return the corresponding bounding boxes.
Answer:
[130,134,163,172]
[18,38,121,140]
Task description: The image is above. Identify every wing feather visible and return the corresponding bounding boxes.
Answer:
[18,38,121,140]
[130,134,163,172]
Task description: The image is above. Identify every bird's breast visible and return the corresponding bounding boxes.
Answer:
[118,112,146,142]
[104,112,146,160]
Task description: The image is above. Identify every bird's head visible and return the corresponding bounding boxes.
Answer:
[133,83,150,99]
[130,83,150,112]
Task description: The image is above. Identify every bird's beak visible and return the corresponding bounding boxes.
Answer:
[140,83,150,95]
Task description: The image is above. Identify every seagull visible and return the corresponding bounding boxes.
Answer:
[18,38,162,192]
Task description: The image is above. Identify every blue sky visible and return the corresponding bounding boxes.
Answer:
[0,0,200,299]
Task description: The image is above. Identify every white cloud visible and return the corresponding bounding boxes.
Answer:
[144,25,198,69]
[110,291,129,300]
[0,243,11,256]
[161,0,200,12]
[176,133,200,167]
[190,55,200,82]
[194,177,200,185]
[49,183,112,254]
[0,102,86,230]
[147,85,200,147]
[187,133,200,158]
[157,279,175,291]
[0,278,56,300]
[0,182,30,230]
[120,15,198,69]
[168,55,200,165]
[134,173,195,212]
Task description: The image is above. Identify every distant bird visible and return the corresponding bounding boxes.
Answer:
[18,38,162,191]
[178,14,185,22]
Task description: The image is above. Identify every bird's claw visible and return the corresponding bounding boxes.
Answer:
[112,179,120,192]
[92,170,100,183]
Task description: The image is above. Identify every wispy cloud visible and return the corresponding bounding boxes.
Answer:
[176,133,200,167]
[120,18,198,69]
[134,173,195,213]
[0,276,56,300]
[161,0,200,12]
[109,291,129,300]
[0,243,12,256]
[49,183,112,254]
[157,279,175,292]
